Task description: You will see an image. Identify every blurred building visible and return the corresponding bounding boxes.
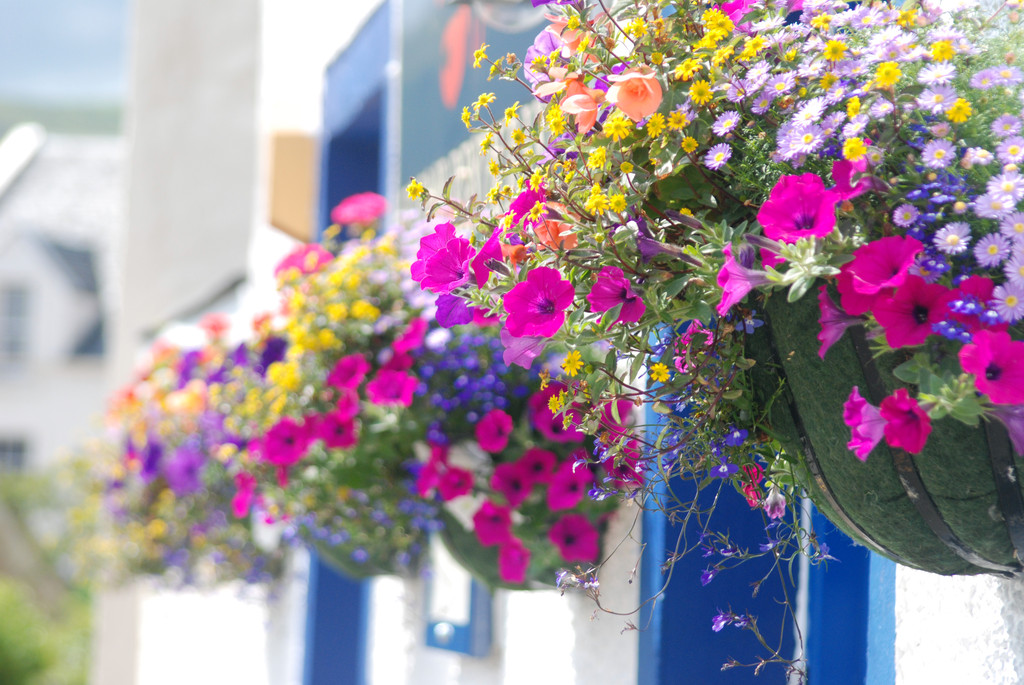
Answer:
[0,125,121,472]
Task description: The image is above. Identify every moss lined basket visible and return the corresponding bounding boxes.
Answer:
[749,290,1024,576]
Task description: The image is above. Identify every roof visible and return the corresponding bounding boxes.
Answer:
[33,237,99,293]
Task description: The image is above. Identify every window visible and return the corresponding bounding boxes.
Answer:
[0,286,28,366]
[0,439,27,471]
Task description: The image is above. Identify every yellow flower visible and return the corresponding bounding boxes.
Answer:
[548,390,566,413]
[504,101,520,125]
[649,363,670,383]
[712,45,734,67]
[689,80,713,106]
[843,137,867,161]
[609,193,627,213]
[824,40,847,61]
[874,61,901,88]
[930,40,954,62]
[584,184,610,213]
[674,58,702,82]
[539,369,551,390]
[738,36,766,61]
[473,43,489,69]
[530,169,544,190]
[651,52,664,66]
[488,159,500,177]
[461,106,472,128]
[820,72,838,90]
[701,8,734,34]
[351,300,381,320]
[566,15,580,30]
[681,136,699,153]
[604,113,633,142]
[620,161,634,174]
[668,110,690,130]
[473,92,496,113]
[625,17,646,39]
[897,8,917,27]
[481,132,495,152]
[946,98,972,124]
[846,96,861,118]
[147,519,168,539]
[528,201,546,222]
[546,106,567,135]
[646,113,666,138]
[587,147,606,169]
[406,178,426,200]
[810,14,832,29]
[511,128,527,145]
[562,350,584,377]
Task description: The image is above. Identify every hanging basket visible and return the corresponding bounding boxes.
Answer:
[748,289,1024,576]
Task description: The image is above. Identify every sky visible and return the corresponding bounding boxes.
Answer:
[0,0,128,104]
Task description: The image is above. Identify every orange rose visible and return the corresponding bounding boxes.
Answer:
[606,66,663,122]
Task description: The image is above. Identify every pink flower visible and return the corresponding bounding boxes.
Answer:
[330,192,387,226]
[586,266,646,324]
[498,539,532,584]
[382,349,414,372]
[231,472,257,518]
[548,514,600,562]
[500,327,547,369]
[716,243,770,316]
[547,459,594,511]
[741,463,764,507]
[844,236,923,296]
[393,318,428,354]
[601,439,644,488]
[411,222,475,294]
[313,410,358,449]
[718,0,757,31]
[959,329,1024,404]
[990,404,1024,455]
[949,276,1001,334]
[843,386,885,461]
[508,186,547,231]
[764,486,787,519]
[274,244,333,279]
[874,276,955,348]
[756,174,841,243]
[880,389,932,454]
[437,466,474,501]
[527,383,584,443]
[473,500,513,546]
[471,228,504,288]
[334,387,360,420]
[606,66,663,122]
[436,294,474,328]
[830,159,877,200]
[416,443,448,497]
[257,417,313,467]
[476,409,514,453]
[836,263,886,316]
[817,285,862,359]
[365,370,418,407]
[491,462,532,508]
[327,354,371,390]
[518,447,558,484]
[503,266,575,338]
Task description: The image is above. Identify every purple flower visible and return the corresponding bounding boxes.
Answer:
[992,284,1024,323]
[503,266,574,338]
[974,233,1011,267]
[764,486,786,519]
[933,222,971,255]
[704,143,732,170]
[922,139,955,169]
[992,114,1022,138]
[843,386,885,461]
[991,404,1024,456]
[586,266,645,324]
[164,444,205,496]
[435,294,474,328]
[499,327,547,369]
[817,285,861,359]
[996,136,1024,165]
[892,203,920,228]
[710,456,739,478]
[712,111,740,136]
[700,567,719,586]
[716,243,771,316]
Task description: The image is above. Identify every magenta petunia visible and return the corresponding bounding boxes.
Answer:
[756,173,841,243]
[473,500,514,546]
[843,386,885,461]
[498,539,532,584]
[836,263,885,316]
[231,472,257,518]
[327,354,371,390]
[716,243,771,316]
[365,370,418,407]
[476,408,514,453]
[257,417,313,467]
[817,285,862,359]
[314,410,359,449]
[548,514,600,562]
[490,461,532,508]
[586,266,646,324]
[416,443,448,497]
[437,466,474,502]
[517,447,558,484]
[527,383,585,443]
[503,266,575,338]
[830,159,876,200]
[393,318,428,354]
[601,439,644,488]
[411,222,475,294]
[507,186,547,230]
[880,389,932,454]
[845,236,923,296]
[547,459,594,511]
[381,349,414,372]
[959,329,1024,404]
[874,276,955,348]
[334,388,361,420]
[471,227,505,289]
